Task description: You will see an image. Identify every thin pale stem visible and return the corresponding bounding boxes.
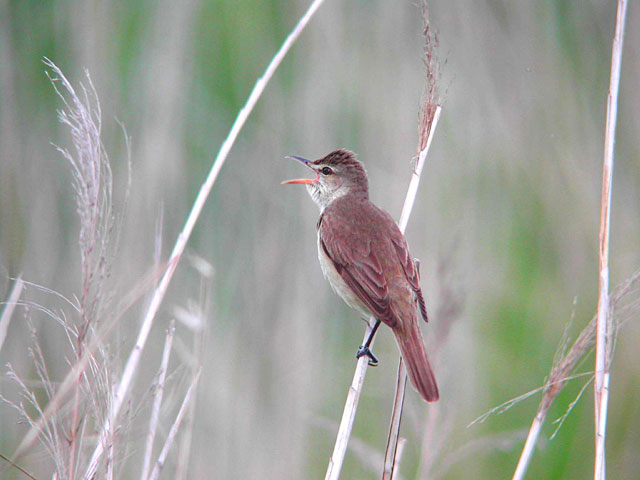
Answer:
[383,106,442,479]
[391,437,406,480]
[0,276,24,353]
[325,323,375,480]
[106,426,114,480]
[68,378,81,480]
[383,359,408,480]
[147,369,202,480]
[398,107,441,233]
[326,106,441,480]
[141,321,175,480]
[594,1,627,479]
[82,2,325,477]
[512,413,544,480]
[176,273,208,480]
[0,452,36,480]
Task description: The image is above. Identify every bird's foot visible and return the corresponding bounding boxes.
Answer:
[356,345,379,366]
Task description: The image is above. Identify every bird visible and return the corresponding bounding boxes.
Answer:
[282,149,438,402]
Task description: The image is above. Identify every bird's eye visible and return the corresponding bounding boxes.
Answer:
[321,166,333,175]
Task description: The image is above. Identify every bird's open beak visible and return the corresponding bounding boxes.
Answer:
[281,155,318,185]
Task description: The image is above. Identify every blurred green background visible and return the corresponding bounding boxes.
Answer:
[1,1,639,478]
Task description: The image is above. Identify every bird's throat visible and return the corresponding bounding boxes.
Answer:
[307,184,368,213]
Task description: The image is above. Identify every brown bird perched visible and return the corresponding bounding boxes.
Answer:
[282,149,438,402]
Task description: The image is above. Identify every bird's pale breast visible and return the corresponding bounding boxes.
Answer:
[316,232,371,318]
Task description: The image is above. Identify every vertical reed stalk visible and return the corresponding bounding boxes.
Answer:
[383,106,441,479]
[140,322,175,480]
[594,1,627,479]
[325,322,376,480]
[147,369,201,480]
[0,276,23,354]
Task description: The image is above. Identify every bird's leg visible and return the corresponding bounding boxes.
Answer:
[356,319,381,366]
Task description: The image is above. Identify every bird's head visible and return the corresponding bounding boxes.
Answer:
[282,149,369,210]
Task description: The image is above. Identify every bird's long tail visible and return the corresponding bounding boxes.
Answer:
[393,319,439,402]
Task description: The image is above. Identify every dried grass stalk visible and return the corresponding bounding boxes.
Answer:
[325,322,376,480]
[140,322,175,480]
[383,3,441,478]
[5,58,121,479]
[147,369,201,480]
[0,276,24,353]
[593,1,627,479]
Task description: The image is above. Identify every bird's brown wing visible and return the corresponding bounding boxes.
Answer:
[319,214,397,328]
[390,224,428,323]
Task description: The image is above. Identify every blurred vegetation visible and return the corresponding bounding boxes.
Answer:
[1,1,639,479]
